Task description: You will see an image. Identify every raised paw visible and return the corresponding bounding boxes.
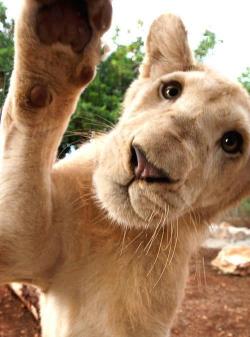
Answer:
[37,1,89,53]
[15,0,112,92]
[36,0,112,52]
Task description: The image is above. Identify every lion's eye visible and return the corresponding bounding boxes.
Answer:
[221,131,243,154]
[160,81,182,100]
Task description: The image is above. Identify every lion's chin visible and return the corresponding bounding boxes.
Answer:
[94,172,182,230]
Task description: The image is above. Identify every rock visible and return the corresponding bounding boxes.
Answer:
[211,246,250,276]
[204,224,250,249]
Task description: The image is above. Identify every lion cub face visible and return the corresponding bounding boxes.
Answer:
[94,14,250,229]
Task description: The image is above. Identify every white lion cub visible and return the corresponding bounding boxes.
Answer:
[0,1,250,337]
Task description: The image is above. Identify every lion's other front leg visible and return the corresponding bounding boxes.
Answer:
[0,0,112,286]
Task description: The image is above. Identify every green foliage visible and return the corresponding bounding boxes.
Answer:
[194,30,221,63]
[239,198,250,215]
[0,2,14,108]
[238,67,250,93]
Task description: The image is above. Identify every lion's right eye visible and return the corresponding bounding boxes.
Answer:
[160,81,182,100]
[221,131,243,155]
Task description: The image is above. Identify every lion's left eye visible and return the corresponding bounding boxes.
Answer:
[221,131,243,154]
[160,81,182,100]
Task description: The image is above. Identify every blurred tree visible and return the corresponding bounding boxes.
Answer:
[194,30,221,63]
[1,2,249,156]
[0,2,14,108]
[61,33,144,153]
[238,67,250,93]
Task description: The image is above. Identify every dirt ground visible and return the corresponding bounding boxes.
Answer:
[0,248,249,337]
[172,248,250,337]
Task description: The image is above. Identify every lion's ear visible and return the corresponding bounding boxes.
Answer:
[140,14,194,79]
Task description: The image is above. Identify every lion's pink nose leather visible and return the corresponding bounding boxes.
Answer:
[132,145,172,182]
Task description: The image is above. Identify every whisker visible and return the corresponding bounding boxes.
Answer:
[120,226,128,256]
[144,213,164,255]
[202,256,208,289]
[58,140,84,158]
[162,206,171,251]
[164,219,173,266]
[73,201,92,213]
[147,226,164,277]
[93,114,115,128]
[145,192,157,230]
[133,241,144,257]
[122,231,144,252]
[71,197,94,213]
[71,115,114,129]
[194,252,202,289]
[189,210,200,245]
[164,216,173,259]
[152,251,169,289]
[168,218,179,266]
[146,203,168,275]
[72,191,94,204]
[198,255,202,289]
[90,209,110,224]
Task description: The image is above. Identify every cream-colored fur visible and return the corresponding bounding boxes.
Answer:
[1,1,250,337]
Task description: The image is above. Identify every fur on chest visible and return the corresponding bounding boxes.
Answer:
[43,233,189,337]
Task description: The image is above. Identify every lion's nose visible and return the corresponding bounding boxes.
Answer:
[131,145,175,183]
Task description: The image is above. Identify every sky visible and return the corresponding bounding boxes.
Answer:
[3,0,250,80]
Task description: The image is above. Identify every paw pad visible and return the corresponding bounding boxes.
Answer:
[29,85,52,108]
[36,0,92,53]
[36,0,112,53]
